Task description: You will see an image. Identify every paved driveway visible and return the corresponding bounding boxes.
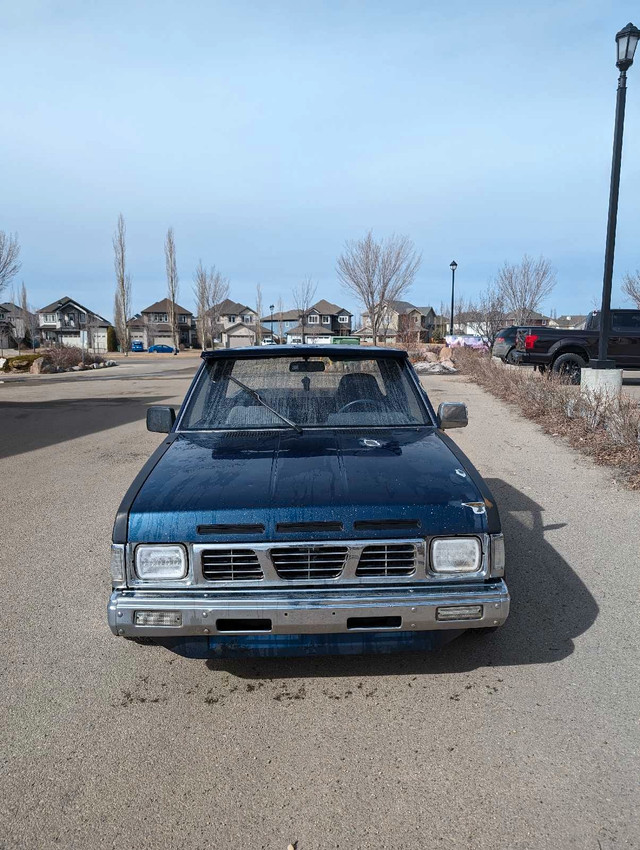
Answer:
[2,367,638,849]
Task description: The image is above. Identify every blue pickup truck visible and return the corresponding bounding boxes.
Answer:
[108,345,508,656]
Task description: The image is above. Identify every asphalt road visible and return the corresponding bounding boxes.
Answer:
[2,362,639,849]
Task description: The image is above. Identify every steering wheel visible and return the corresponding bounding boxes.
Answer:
[337,398,385,414]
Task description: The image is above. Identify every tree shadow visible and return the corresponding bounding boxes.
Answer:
[0,396,173,459]
[195,477,598,676]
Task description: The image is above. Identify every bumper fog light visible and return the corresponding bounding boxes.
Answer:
[436,605,483,621]
[134,611,183,627]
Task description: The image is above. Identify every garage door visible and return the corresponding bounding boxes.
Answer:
[227,333,253,348]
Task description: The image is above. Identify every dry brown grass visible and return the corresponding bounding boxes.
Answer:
[452,348,640,489]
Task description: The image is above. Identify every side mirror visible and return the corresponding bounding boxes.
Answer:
[437,401,468,429]
[147,406,176,433]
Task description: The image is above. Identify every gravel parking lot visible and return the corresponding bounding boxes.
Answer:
[2,360,639,849]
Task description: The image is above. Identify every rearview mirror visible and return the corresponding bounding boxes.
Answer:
[437,401,468,429]
[147,406,176,433]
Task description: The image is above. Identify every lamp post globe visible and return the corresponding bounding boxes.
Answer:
[269,304,275,342]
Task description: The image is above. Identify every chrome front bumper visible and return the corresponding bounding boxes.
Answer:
[108,581,510,637]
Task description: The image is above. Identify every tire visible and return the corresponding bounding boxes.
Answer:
[505,348,517,364]
[552,352,586,384]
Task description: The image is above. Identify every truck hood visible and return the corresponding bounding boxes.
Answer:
[127,429,497,542]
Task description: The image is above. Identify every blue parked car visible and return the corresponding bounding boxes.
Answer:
[130,340,145,352]
[108,346,509,656]
[148,344,176,354]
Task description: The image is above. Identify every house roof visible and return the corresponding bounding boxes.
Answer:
[214,299,256,316]
[416,305,435,316]
[37,295,110,324]
[141,298,193,316]
[260,308,300,322]
[310,299,351,316]
[39,295,88,313]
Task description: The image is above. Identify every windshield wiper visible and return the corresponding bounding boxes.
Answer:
[225,375,303,434]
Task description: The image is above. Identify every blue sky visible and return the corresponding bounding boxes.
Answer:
[2,0,639,319]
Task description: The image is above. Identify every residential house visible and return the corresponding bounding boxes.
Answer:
[504,310,554,328]
[128,298,197,349]
[38,296,111,350]
[552,314,587,330]
[275,300,353,344]
[206,299,276,347]
[260,308,300,340]
[355,301,436,344]
[0,302,38,350]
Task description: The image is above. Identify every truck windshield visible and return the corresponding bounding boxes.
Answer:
[180,354,432,430]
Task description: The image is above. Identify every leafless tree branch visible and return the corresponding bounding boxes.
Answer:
[622,270,640,308]
[292,276,317,344]
[113,214,132,355]
[255,283,264,344]
[193,261,229,349]
[165,227,179,349]
[0,232,21,296]
[336,230,421,344]
[466,281,506,345]
[495,254,556,325]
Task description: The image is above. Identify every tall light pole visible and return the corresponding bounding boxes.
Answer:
[593,22,639,369]
[269,303,275,342]
[449,260,458,335]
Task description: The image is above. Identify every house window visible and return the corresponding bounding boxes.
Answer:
[179,314,188,324]
[308,314,319,324]
[338,315,349,323]
[229,315,237,323]
[321,315,330,324]
[242,315,253,323]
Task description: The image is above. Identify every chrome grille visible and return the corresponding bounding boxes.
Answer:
[271,546,348,580]
[356,543,417,577]
[201,549,263,581]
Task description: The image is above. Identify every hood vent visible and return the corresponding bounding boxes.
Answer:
[276,521,343,533]
[197,523,265,535]
[353,519,420,531]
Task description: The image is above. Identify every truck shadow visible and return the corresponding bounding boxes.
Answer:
[0,396,172,459]
[204,477,599,677]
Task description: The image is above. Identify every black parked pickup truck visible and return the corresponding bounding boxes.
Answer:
[513,309,640,383]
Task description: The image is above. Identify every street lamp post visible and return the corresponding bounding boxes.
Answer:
[592,22,639,370]
[449,261,458,336]
[269,304,275,342]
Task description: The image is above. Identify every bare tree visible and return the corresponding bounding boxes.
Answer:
[496,254,556,325]
[292,276,317,344]
[277,296,285,343]
[193,260,209,351]
[193,261,229,349]
[113,214,132,355]
[337,230,421,345]
[164,227,179,350]
[17,282,39,352]
[467,282,506,345]
[0,232,21,297]
[622,270,640,307]
[255,283,264,344]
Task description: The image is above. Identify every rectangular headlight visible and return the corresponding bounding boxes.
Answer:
[135,545,187,580]
[430,537,482,573]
